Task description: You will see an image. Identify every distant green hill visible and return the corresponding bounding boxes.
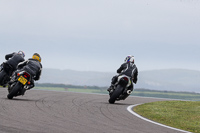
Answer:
[137,69,200,93]
[38,68,200,93]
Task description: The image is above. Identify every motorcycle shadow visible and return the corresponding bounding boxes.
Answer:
[103,101,133,106]
[3,97,37,102]
[114,103,133,106]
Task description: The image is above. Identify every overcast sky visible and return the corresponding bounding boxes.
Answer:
[0,0,200,72]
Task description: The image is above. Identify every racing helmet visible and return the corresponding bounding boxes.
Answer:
[32,53,41,62]
[18,51,25,58]
[124,55,134,63]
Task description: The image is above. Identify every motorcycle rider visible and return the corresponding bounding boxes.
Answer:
[9,53,42,95]
[0,51,25,86]
[107,55,138,93]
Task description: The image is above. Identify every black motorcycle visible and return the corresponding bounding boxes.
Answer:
[7,70,33,99]
[0,63,13,87]
[108,75,132,104]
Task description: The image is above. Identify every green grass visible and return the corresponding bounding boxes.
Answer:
[134,101,200,133]
[34,87,105,93]
[133,90,200,101]
[67,88,104,93]
[34,87,66,91]
[34,87,200,101]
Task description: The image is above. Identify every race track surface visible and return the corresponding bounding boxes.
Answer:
[0,89,184,133]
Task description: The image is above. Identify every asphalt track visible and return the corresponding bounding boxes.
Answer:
[0,89,187,133]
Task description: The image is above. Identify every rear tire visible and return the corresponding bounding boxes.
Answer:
[0,70,7,85]
[7,82,22,99]
[109,85,124,104]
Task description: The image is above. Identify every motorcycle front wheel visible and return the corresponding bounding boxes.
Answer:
[109,85,124,104]
[7,82,22,99]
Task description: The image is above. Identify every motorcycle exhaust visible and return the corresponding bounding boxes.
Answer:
[127,90,132,94]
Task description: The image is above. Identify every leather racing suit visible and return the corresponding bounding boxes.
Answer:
[111,62,138,91]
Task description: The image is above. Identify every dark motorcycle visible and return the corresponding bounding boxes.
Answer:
[0,63,13,87]
[7,70,33,99]
[108,75,132,104]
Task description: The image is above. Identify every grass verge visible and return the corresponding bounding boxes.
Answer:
[34,87,200,101]
[134,101,200,133]
[34,87,104,93]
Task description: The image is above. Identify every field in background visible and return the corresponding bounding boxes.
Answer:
[34,84,200,101]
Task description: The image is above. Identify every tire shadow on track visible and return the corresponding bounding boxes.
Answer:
[1,97,38,102]
[99,101,134,106]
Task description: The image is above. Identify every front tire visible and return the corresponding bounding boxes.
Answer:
[7,82,22,99]
[109,85,124,104]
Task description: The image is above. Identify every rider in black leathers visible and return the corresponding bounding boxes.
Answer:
[0,51,25,86]
[9,53,42,95]
[4,51,25,71]
[108,55,138,92]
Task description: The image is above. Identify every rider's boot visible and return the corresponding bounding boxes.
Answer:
[107,84,114,92]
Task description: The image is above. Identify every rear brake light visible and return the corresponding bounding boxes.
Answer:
[24,72,30,78]
[123,77,129,81]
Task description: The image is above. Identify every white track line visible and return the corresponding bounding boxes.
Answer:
[127,104,192,133]
[35,89,192,133]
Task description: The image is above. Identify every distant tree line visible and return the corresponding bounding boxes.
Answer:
[36,83,199,94]
[35,83,106,90]
[35,83,200,101]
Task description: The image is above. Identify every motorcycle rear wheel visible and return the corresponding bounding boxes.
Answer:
[109,85,124,104]
[0,70,7,85]
[7,82,22,99]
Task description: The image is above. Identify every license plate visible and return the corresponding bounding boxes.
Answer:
[18,76,28,85]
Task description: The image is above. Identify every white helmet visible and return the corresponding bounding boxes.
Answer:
[124,55,134,63]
